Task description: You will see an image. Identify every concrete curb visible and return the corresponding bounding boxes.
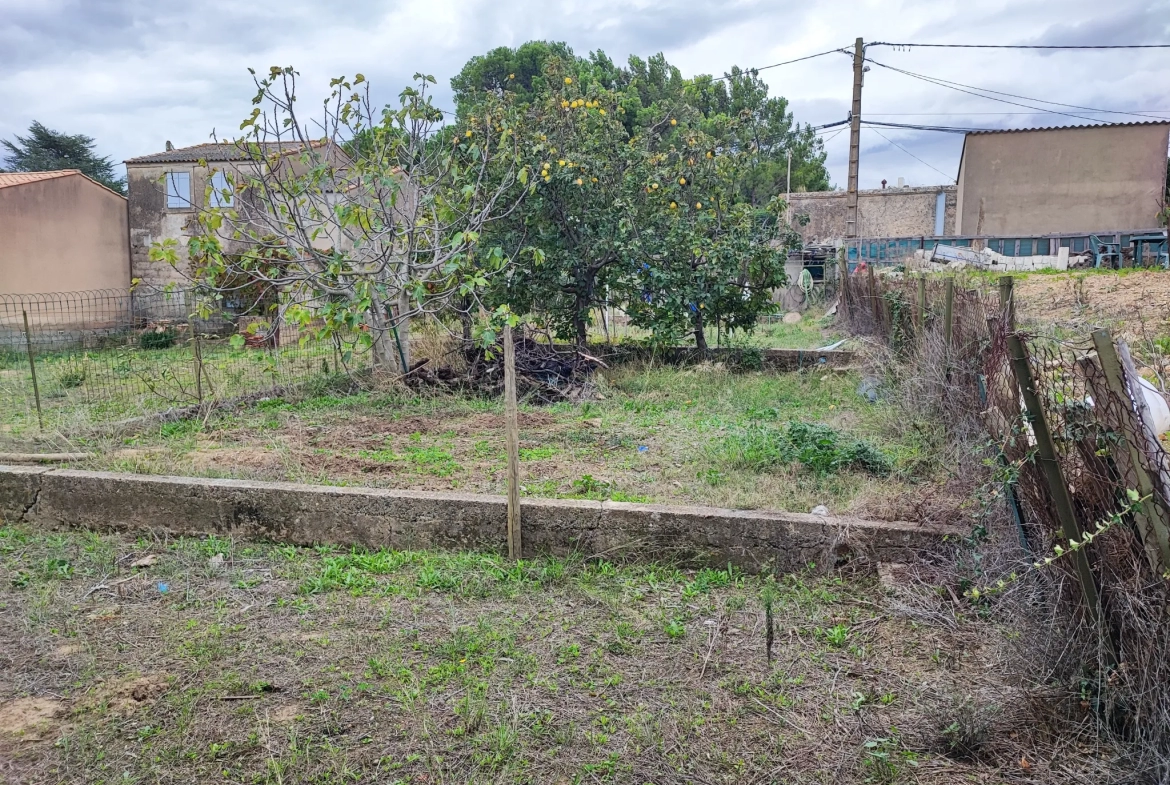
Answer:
[0,466,958,572]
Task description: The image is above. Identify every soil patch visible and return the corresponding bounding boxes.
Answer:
[0,697,66,741]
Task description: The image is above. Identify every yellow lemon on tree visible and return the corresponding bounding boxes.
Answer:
[651,183,659,189]
[679,177,686,185]
[670,201,677,209]
[706,151,714,158]
[575,178,583,185]
[464,130,472,137]
[564,77,572,84]
[670,118,677,126]
[558,160,566,166]
[591,177,598,182]
[599,109,606,115]
[695,202,702,208]
[508,73,515,79]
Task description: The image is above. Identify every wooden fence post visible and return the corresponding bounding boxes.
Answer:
[189,317,204,405]
[503,323,522,560]
[22,310,44,432]
[837,248,850,314]
[998,275,1015,330]
[1087,330,1170,573]
[943,279,955,348]
[1007,334,1115,664]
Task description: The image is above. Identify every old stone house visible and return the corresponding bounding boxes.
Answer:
[124,140,356,292]
[0,170,130,295]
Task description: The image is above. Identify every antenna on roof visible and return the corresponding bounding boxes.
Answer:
[165,141,174,151]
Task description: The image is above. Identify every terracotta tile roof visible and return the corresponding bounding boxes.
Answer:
[0,169,82,189]
[125,140,327,164]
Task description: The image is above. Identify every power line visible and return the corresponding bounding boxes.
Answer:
[865,127,956,183]
[723,47,849,80]
[866,110,1170,116]
[864,56,1110,124]
[865,57,1170,123]
[870,42,1170,50]
[862,119,978,133]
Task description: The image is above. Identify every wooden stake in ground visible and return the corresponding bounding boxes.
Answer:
[503,323,522,560]
[22,310,44,431]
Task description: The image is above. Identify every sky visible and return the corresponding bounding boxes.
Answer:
[2,0,1168,189]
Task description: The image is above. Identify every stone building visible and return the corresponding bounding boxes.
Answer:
[787,185,957,244]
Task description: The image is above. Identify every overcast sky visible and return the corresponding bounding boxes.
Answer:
[2,0,1168,189]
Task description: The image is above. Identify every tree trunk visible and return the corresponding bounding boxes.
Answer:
[366,296,397,372]
[693,306,708,354]
[396,289,412,372]
[459,296,473,345]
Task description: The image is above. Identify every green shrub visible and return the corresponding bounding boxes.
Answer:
[139,327,178,350]
[57,364,87,389]
[716,421,892,477]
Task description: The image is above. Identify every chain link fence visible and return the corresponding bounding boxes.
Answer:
[841,266,1170,768]
[0,288,369,436]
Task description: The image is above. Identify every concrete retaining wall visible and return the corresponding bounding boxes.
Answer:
[0,466,958,573]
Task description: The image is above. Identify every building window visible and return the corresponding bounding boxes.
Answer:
[210,170,233,208]
[166,172,191,209]
[1018,239,1034,256]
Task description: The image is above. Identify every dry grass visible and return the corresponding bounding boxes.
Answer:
[0,524,1130,784]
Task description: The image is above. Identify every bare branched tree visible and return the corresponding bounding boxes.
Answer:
[154,67,527,373]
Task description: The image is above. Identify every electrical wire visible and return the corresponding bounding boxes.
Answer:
[865,127,957,183]
[864,57,1110,124]
[870,42,1170,50]
[861,119,978,133]
[865,56,1169,123]
[723,47,850,79]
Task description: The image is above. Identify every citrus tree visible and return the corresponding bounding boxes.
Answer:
[156,67,525,373]
[485,65,682,347]
[619,119,793,350]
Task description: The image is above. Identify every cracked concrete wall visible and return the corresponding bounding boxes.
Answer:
[0,467,957,573]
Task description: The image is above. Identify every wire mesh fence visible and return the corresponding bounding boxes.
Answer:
[842,267,1170,762]
[0,288,369,436]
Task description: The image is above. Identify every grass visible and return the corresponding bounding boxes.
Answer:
[69,361,949,521]
[0,336,354,438]
[0,525,1118,783]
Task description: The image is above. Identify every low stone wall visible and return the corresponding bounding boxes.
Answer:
[0,466,956,573]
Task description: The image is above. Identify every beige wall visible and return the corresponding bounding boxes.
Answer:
[788,186,957,243]
[956,124,1170,235]
[0,175,129,295]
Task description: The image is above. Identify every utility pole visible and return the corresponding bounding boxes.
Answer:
[846,37,864,239]
[785,148,792,224]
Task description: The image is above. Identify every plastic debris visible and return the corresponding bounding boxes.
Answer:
[810,505,829,516]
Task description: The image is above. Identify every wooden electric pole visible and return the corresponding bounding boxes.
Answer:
[845,37,865,239]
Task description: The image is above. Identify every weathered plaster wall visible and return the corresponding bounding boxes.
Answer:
[956,124,1170,235]
[0,175,130,295]
[788,186,957,242]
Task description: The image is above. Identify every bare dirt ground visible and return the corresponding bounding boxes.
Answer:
[72,362,960,526]
[0,525,1123,784]
[1013,269,1170,343]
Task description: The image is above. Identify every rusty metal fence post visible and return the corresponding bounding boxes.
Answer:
[21,310,44,431]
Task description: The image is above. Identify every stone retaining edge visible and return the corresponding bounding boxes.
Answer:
[0,465,957,572]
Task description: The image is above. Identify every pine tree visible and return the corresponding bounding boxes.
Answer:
[1,121,125,194]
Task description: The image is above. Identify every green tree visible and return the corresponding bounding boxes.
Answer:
[620,121,792,349]
[485,67,666,347]
[1,120,125,194]
[452,44,831,201]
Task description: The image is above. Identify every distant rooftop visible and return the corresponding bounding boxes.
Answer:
[967,120,1170,136]
[0,170,81,189]
[125,140,325,165]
